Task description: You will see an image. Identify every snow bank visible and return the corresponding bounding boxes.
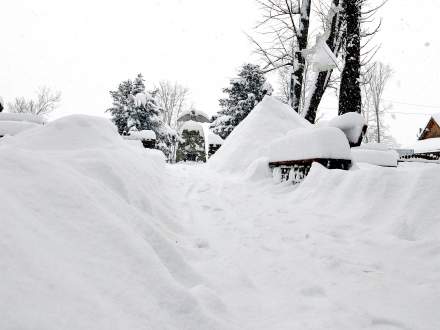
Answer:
[2,115,122,150]
[351,148,399,167]
[0,112,46,124]
[209,96,311,172]
[0,120,41,137]
[267,127,351,162]
[298,163,440,240]
[0,115,224,330]
[325,112,366,145]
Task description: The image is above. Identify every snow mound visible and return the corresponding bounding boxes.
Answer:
[298,163,440,241]
[0,112,46,124]
[351,148,399,167]
[0,115,224,330]
[209,96,311,172]
[0,121,41,137]
[3,115,123,150]
[267,127,351,162]
[325,112,366,145]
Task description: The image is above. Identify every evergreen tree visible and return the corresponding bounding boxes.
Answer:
[176,130,206,162]
[211,64,271,139]
[106,74,176,158]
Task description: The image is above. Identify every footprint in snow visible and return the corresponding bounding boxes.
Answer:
[194,238,210,249]
[370,317,411,330]
[300,286,326,298]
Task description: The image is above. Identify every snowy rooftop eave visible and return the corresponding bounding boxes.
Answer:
[177,109,210,123]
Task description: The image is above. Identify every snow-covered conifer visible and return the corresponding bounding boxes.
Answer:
[107,74,176,158]
[211,64,271,139]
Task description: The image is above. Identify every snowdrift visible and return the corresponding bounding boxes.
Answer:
[296,163,440,241]
[0,115,224,330]
[209,96,311,172]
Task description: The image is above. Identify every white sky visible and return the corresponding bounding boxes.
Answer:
[1,0,439,147]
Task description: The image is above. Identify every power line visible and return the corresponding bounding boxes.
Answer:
[382,99,440,109]
[387,111,432,116]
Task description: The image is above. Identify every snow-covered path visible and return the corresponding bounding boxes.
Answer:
[3,116,439,330]
[168,163,440,330]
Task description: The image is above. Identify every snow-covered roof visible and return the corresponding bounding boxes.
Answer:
[411,137,440,153]
[325,112,366,144]
[432,113,440,124]
[125,130,156,141]
[267,127,351,162]
[0,112,46,125]
[177,109,210,123]
[0,121,41,137]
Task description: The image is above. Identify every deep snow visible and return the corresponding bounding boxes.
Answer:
[1,115,440,329]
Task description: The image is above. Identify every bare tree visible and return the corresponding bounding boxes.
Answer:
[8,87,61,117]
[250,0,312,113]
[303,0,344,123]
[303,0,385,122]
[155,81,189,129]
[362,62,393,144]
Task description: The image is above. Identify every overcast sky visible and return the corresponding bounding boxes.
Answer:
[1,0,439,147]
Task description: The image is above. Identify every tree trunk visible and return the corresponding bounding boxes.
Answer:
[304,0,342,123]
[291,0,312,113]
[375,106,381,143]
[339,0,362,115]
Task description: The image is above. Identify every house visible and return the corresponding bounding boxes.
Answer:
[176,109,223,162]
[401,114,440,161]
[418,114,440,140]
